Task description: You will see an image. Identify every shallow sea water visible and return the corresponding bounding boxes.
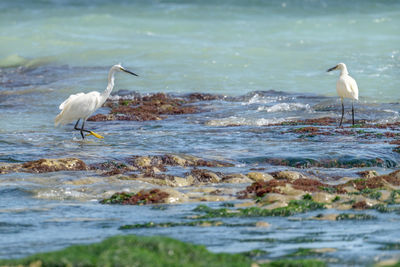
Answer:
[0,1,400,265]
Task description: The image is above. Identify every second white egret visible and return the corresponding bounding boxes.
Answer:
[55,64,138,139]
[327,63,359,127]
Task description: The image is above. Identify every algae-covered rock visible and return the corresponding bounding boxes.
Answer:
[0,235,252,267]
[189,169,221,184]
[100,188,171,205]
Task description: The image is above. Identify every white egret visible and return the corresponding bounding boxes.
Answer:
[327,63,359,127]
[55,64,138,139]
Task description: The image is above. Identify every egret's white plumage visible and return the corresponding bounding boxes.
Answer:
[55,64,138,138]
[327,63,359,126]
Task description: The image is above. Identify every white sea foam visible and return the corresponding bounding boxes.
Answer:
[242,94,287,105]
[206,116,286,126]
[258,103,312,113]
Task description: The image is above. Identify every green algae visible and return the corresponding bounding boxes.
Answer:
[387,190,400,204]
[119,220,255,230]
[260,259,326,267]
[286,248,319,257]
[100,189,169,205]
[0,235,327,267]
[193,200,325,219]
[0,235,252,267]
[378,242,400,250]
[320,186,337,194]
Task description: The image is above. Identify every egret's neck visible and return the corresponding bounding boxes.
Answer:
[340,66,349,76]
[100,68,116,104]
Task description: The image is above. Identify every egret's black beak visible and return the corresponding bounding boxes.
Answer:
[327,65,337,72]
[121,68,138,76]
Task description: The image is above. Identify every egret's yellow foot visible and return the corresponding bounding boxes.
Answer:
[86,131,104,139]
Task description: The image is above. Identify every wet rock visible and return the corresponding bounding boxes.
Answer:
[135,175,194,187]
[311,192,335,203]
[261,201,289,210]
[273,171,304,181]
[255,221,271,228]
[90,161,136,176]
[259,193,299,205]
[129,154,233,170]
[292,178,329,192]
[65,177,103,186]
[21,158,87,173]
[341,186,359,193]
[235,201,256,208]
[0,163,19,174]
[186,93,225,102]
[168,154,234,168]
[88,93,198,122]
[357,170,379,179]
[222,174,253,184]
[188,169,221,184]
[352,200,369,210]
[100,188,171,205]
[247,172,274,182]
[276,117,337,126]
[339,173,400,192]
[312,213,339,221]
[197,195,233,202]
[162,188,189,204]
[238,180,286,199]
[277,184,305,197]
[379,190,392,202]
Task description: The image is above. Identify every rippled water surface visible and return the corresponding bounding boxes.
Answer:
[0,0,400,266]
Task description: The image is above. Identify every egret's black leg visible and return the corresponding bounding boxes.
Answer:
[80,120,87,139]
[339,98,344,127]
[73,119,91,139]
[352,101,355,126]
[74,119,81,131]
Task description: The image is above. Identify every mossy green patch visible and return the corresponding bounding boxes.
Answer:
[260,259,326,267]
[119,220,255,230]
[100,189,169,205]
[378,242,400,250]
[387,190,400,204]
[194,200,325,219]
[0,235,252,267]
[286,248,319,257]
[320,186,337,194]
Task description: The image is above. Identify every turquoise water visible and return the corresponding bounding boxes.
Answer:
[0,0,399,100]
[0,1,400,265]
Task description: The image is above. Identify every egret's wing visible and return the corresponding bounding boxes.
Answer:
[64,92,101,118]
[346,76,359,100]
[59,93,85,110]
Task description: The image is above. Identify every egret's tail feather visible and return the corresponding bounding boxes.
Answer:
[54,112,64,127]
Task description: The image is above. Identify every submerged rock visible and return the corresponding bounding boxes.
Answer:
[0,158,87,174]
